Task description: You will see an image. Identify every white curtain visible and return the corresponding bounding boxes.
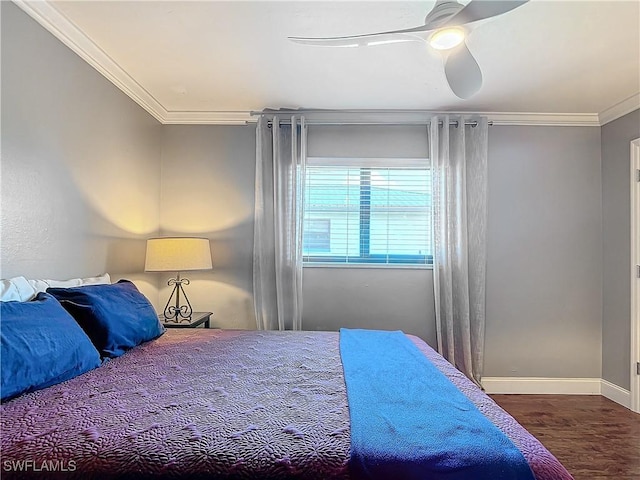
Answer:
[253,115,307,330]
[429,115,488,385]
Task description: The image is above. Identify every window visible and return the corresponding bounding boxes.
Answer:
[303,158,432,266]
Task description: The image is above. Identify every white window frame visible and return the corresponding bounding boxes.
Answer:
[303,157,432,269]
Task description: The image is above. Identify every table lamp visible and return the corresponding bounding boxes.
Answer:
[145,237,213,322]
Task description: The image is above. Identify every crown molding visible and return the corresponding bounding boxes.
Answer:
[12,1,631,128]
[598,93,640,126]
[13,0,168,123]
[163,110,623,127]
[163,110,252,125]
[246,110,601,127]
[485,112,600,127]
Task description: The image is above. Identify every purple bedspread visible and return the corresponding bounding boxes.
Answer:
[0,330,572,479]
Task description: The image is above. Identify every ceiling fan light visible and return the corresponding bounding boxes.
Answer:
[429,28,465,50]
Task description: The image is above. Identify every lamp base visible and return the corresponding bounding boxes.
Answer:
[163,274,193,323]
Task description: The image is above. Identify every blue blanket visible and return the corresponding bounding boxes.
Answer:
[340,329,535,480]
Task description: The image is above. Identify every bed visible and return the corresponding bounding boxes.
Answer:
[0,279,574,479]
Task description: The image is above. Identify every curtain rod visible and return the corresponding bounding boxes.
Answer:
[250,110,492,127]
[250,109,486,116]
[263,120,492,127]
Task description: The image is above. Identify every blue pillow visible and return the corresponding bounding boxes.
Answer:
[47,280,164,358]
[0,293,101,402]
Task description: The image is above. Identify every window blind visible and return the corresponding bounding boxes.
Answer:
[303,158,432,265]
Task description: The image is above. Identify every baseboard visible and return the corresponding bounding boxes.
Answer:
[481,377,601,395]
[600,379,631,409]
[482,377,633,410]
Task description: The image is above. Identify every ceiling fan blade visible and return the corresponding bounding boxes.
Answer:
[443,42,482,99]
[444,0,529,27]
[288,23,434,47]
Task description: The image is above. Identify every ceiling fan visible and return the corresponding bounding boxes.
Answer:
[289,0,529,99]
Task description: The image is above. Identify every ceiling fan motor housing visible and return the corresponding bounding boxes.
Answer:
[425,1,465,29]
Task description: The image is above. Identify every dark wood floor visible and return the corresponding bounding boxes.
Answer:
[491,395,640,480]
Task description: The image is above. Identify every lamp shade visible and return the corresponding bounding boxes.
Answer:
[145,237,212,272]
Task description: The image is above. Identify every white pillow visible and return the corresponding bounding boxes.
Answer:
[28,273,111,295]
[77,273,111,286]
[0,276,37,302]
[0,274,111,302]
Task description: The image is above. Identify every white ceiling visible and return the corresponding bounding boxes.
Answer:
[18,0,640,124]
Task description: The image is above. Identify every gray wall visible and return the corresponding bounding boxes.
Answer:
[484,126,603,378]
[601,109,640,390]
[303,268,436,345]
[308,124,429,158]
[0,2,161,303]
[159,126,256,328]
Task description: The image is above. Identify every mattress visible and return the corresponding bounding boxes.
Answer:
[0,329,573,479]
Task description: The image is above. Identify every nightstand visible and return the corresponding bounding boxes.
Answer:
[160,311,212,329]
